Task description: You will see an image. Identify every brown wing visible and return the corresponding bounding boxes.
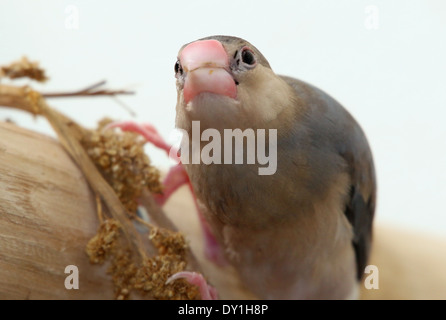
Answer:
[281,75,377,280]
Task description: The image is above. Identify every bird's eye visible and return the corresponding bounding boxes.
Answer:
[241,48,256,66]
[174,60,183,76]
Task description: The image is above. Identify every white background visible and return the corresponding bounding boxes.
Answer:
[1,0,445,237]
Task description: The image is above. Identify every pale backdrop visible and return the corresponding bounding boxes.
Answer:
[1,0,445,237]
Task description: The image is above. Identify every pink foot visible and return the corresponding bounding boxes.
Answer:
[166,271,218,300]
[106,121,227,266]
[153,163,189,206]
[105,121,177,156]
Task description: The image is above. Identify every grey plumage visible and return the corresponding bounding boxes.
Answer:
[175,36,376,299]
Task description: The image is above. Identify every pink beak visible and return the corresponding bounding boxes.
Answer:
[179,39,237,104]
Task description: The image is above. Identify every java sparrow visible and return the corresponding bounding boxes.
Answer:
[112,35,376,300]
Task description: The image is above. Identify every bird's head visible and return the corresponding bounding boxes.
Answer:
[174,35,296,132]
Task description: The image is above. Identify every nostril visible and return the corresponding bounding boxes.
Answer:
[175,60,184,77]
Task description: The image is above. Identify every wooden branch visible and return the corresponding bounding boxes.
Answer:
[38,99,147,261]
[0,82,207,299]
[0,84,144,259]
[0,122,114,299]
[0,83,203,271]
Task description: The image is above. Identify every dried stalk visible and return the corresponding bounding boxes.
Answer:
[0,81,204,295]
[0,52,204,299]
[0,84,145,260]
[42,80,134,98]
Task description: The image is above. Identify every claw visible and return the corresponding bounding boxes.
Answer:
[166,271,218,300]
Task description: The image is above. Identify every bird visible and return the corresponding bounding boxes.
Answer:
[111,35,376,300]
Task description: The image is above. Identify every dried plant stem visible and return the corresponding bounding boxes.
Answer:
[0,84,144,258]
[134,216,157,231]
[95,194,104,224]
[42,80,134,98]
[41,98,149,260]
[0,82,203,275]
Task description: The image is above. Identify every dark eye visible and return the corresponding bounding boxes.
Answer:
[241,48,256,66]
[174,60,183,76]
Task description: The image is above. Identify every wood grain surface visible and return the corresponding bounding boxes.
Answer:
[0,122,114,299]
